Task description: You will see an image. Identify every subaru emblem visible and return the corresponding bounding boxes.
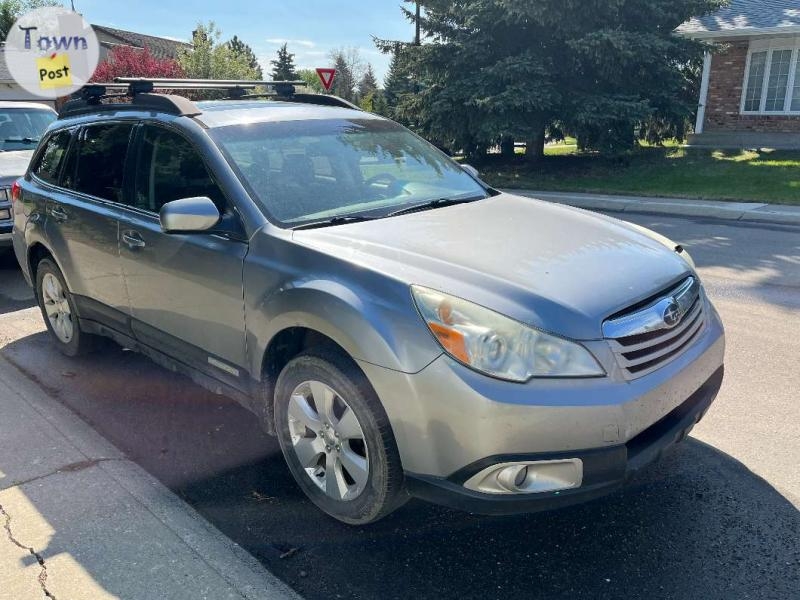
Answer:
[662,301,682,328]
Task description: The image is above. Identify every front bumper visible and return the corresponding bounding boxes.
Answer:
[357,297,725,512]
[405,366,723,515]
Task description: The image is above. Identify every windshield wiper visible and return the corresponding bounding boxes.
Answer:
[292,214,379,230]
[385,195,485,218]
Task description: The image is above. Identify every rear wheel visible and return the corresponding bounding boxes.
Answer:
[274,349,407,524]
[35,258,97,357]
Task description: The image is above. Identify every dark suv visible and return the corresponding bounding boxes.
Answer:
[12,80,724,524]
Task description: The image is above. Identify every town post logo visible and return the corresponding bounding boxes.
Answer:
[4,7,99,99]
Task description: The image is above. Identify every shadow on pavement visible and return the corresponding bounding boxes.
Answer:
[1,331,798,600]
[0,250,35,315]
[624,215,800,311]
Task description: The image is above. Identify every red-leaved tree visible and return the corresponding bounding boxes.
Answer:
[91,45,184,81]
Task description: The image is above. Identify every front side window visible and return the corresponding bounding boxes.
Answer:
[68,123,134,202]
[210,118,487,226]
[133,125,226,213]
[31,130,71,185]
[0,108,56,151]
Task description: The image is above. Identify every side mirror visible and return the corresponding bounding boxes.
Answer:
[159,197,220,233]
[461,164,480,179]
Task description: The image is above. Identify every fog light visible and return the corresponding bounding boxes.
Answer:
[463,459,583,495]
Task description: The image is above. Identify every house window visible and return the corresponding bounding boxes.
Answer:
[743,51,767,112]
[791,59,800,111]
[764,49,793,111]
[742,43,800,114]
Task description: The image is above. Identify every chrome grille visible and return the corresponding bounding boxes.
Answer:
[603,277,706,379]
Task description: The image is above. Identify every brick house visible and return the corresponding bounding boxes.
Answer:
[677,0,800,148]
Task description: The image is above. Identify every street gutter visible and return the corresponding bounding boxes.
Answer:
[502,189,800,226]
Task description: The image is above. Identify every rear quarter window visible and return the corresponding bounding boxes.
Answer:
[31,130,72,185]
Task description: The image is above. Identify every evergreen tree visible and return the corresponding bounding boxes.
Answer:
[227,35,263,79]
[382,46,413,120]
[270,43,299,81]
[330,53,354,101]
[379,0,724,160]
[357,64,379,99]
[326,48,365,102]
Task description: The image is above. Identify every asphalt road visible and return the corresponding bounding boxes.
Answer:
[1,212,798,600]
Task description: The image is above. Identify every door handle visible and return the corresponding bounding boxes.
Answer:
[122,230,146,250]
[50,206,68,222]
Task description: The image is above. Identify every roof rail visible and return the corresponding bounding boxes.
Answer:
[58,78,361,119]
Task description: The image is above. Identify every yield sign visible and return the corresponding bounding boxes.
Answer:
[316,68,336,91]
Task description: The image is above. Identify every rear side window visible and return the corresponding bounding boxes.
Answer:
[69,123,134,202]
[133,125,226,213]
[31,130,71,185]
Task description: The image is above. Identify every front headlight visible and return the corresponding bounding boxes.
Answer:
[411,286,605,382]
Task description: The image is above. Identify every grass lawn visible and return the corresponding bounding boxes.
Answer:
[481,146,800,205]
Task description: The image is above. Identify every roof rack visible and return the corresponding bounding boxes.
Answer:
[58,78,360,118]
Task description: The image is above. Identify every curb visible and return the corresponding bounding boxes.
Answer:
[501,190,800,226]
[0,354,300,600]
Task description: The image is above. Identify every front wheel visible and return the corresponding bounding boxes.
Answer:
[274,349,407,525]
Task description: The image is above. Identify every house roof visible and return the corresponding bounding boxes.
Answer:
[677,0,800,39]
[92,25,191,60]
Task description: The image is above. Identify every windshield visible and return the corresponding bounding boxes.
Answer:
[210,118,488,226]
[0,108,56,151]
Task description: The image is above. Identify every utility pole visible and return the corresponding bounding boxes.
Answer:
[414,1,421,46]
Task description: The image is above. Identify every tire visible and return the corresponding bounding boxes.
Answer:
[274,348,407,525]
[35,258,97,357]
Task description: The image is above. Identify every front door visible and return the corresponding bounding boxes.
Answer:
[119,124,249,385]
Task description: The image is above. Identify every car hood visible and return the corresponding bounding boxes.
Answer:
[0,150,34,184]
[292,193,692,340]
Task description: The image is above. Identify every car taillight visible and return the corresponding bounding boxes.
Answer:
[11,180,21,203]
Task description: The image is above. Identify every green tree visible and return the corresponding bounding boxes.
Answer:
[178,23,260,98]
[380,0,723,161]
[227,35,263,79]
[357,64,378,99]
[270,43,298,81]
[297,68,326,93]
[0,0,60,42]
[359,89,388,114]
[381,45,413,121]
[328,47,365,102]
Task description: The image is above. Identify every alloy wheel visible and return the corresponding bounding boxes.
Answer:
[287,380,370,501]
[41,272,74,344]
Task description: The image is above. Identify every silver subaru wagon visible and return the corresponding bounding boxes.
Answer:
[12,82,725,524]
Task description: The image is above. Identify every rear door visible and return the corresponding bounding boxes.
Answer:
[119,123,249,386]
[40,123,134,330]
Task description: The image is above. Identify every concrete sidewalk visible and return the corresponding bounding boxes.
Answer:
[0,355,298,600]
[502,189,800,225]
